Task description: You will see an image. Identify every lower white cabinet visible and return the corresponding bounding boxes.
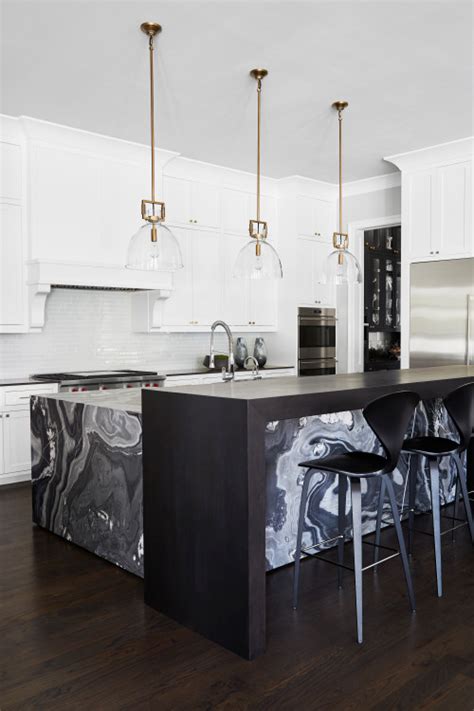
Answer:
[0,383,58,485]
[165,367,295,388]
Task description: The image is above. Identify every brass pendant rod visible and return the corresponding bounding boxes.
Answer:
[148,34,156,204]
[338,108,343,235]
[256,77,262,223]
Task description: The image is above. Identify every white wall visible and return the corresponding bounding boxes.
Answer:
[0,288,245,378]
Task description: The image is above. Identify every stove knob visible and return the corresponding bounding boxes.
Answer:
[144,383,151,387]
[80,387,87,392]
[71,387,78,392]
[126,384,134,389]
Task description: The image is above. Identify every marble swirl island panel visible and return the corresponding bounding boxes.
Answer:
[31,394,458,575]
[31,395,144,576]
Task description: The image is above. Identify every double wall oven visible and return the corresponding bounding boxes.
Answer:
[298,307,337,376]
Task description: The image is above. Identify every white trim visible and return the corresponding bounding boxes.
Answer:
[343,172,401,197]
[385,136,473,172]
[347,214,402,374]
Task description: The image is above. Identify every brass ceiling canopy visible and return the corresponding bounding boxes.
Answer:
[140,22,162,37]
[250,68,268,81]
[332,100,349,113]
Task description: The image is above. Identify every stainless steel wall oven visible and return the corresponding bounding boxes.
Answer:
[298,307,337,376]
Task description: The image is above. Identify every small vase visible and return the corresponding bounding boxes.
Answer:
[235,337,248,368]
[253,337,267,368]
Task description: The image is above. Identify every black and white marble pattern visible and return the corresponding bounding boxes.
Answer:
[31,396,144,576]
[31,394,462,576]
[264,399,460,569]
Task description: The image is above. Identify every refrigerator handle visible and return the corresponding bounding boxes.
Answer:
[467,295,474,366]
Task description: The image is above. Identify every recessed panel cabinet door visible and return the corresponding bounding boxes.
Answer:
[295,238,314,305]
[191,230,221,326]
[222,233,250,326]
[3,410,31,474]
[249,278,277,327]
[407,170,433,259]
[163,176,191,225]
[191,182,220,229]
[162,229,193,326]
[0,203,24,325]
[222,189,252,235]
[437,161,472,257]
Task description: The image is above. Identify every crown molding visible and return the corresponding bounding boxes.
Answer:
[385,136,473,172]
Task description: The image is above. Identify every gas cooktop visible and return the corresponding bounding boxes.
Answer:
[32,369,160,381]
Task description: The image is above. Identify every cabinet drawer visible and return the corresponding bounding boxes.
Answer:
[3,384,58,407]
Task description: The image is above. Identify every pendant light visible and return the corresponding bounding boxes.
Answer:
[233,69,283,280]
[126,22,183,272]
[324,101,362,285]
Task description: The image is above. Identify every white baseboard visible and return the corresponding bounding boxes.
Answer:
[0,471,31,486]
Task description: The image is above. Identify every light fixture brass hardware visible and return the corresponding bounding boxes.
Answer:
[249,219,268,240]
[251,68,268,257]
[141,199,166,223]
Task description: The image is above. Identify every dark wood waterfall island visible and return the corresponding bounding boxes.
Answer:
[142,365,474,660]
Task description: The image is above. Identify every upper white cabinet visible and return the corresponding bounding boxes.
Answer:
[386,139,473,262]
[296,195,334,242]
[221,188,277,237]
[162,228,221,329]
[295,238,335,307]
[0,117,28,332]
[163,176,220,230]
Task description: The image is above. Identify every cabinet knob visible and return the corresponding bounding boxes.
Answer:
[435,250,439,254]
[5,414,9,418]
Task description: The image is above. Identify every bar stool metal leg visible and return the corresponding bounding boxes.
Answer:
[384,475,416,612]
[408,454,417,555]
[428,459,443,597]
[337,474,347,589]
[453,453,474,543]
[373,476,386,567]
[293,469,312,610]
[350,479,363,644]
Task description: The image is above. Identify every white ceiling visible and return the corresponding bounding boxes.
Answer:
[1,0,472,182]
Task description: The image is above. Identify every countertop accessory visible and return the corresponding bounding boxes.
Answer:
[324,101,362,285]
[244,355,261,379]
[235,337,248,368]
[126,22,183,272]
[233,69,283,280]
[208,321,235,381]
[253,337,267,368]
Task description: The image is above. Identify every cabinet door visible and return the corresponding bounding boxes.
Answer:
[163,176,191,225]
[313,199,334,242]
[437,161,472,257]
[222,233,250,326]
[191,182,220,229]
[296,195,315,238]
[162,230,193,326]
[313,242,335,306]
[0,416,4,476]
[249,279,277,327]
[407,171,433,259]
[0,203,24,326]
[191,230,222,326]
[295,239,315,305]
[3,410,31,474]
[222,189,252,235]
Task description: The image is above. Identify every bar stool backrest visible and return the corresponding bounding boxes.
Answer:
[444,382,474,450]
[363,390,420,473]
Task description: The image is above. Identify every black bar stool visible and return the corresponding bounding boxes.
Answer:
[375,382,474,598]
[293,390,419,644]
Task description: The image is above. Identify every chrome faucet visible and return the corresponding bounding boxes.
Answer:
[244,355,262,379]
[209,320,235,381]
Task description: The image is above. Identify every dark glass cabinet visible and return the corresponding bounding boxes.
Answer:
[364,227,401,372]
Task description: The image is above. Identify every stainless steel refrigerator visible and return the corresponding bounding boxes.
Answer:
[410,258,474,368]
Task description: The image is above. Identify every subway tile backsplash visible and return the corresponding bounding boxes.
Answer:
[0,288,232,377]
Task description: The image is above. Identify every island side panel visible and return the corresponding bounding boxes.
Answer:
[142,390,267,660]
[31,395,144,576]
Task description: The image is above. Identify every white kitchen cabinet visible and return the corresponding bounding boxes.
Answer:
[222,233,277,330]
[405,161,472,261]
[0,382,59,485]
[296,195,334,242]
[221,188,277,236]
[163,176,220,229]
[162,229,221,329]
[2,410,31,474]
[0,202,25,327]
[295,238,334,307]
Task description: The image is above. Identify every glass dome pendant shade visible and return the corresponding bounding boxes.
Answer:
[126,22,183,272]
[233,68,283,280]
[324,101,362,286]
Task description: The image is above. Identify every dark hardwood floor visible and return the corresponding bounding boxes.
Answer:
[1,483,474,710]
